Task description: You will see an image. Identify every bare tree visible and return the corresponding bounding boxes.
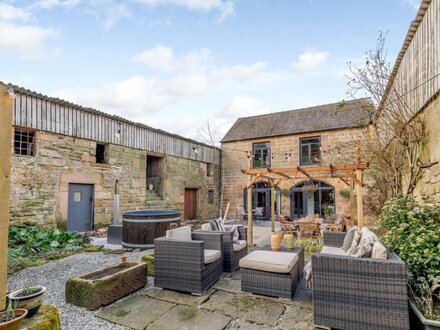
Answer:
[345,32,429,214]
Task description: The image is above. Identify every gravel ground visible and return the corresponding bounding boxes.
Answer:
[7,250,151,330]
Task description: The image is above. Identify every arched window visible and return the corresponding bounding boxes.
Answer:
[290,180,335,218]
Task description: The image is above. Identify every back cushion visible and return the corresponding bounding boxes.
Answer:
[347,230,362,255]
[166,226,192,241]
[371,241,388,259]
[341,226,358,251]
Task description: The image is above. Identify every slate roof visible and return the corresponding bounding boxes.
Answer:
[221,98,374,143]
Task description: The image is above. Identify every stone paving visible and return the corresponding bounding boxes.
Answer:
[96,271,314,330]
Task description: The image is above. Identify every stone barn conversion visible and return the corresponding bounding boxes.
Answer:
[221,98,374,222]
[1,83,220,230]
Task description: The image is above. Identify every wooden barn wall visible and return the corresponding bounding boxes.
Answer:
[12,92,220,165]
[377,0,440,141]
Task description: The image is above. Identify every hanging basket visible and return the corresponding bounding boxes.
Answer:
[301,181,318,193]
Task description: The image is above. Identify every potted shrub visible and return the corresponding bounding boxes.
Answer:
[0,299,28,330]
[8,286,46,318]
[379,195,440,329]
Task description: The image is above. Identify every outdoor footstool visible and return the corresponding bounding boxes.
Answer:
[239,250,301,300]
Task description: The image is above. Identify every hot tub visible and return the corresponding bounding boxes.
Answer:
[122,210,181,249]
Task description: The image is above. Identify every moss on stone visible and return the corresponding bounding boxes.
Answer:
[83,244,104,252]
[20,304,61,330]
[141,251,155,276]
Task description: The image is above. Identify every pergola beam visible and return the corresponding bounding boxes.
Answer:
[242,163,368,175]
[296,166,314,180]
[329,164,351,187]
[342,171,362,187]
[268,168,293,180]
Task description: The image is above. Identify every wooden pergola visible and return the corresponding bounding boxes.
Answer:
[242,142,368,246]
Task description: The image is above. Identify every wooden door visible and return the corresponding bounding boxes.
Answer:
[184,189,197,220]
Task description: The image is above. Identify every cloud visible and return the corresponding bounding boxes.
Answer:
[0,21,60,59]
[0,4,32,21]
[102,4,131,30]
[34,0,81,9]
[290,51,329,73]
[136,0,234,21]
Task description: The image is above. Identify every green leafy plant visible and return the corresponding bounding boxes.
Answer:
[296,238,321,256]
[339,188,350,199]
[379,195,440,319]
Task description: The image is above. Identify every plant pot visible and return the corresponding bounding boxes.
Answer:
[9,286,46,318]
[270,233,282,251]
[0,308,28,330]
[284,234,295,250]
[409,299,440,330]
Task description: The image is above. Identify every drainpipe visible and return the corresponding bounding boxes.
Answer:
[113,180,119,225]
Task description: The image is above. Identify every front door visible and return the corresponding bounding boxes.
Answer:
[184,188,197,220]
[68,184,94,231]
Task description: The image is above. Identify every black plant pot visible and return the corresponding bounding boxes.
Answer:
[8,286,46,318]
[409,300,440,330]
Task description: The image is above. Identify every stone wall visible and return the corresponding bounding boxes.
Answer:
[10,130,220,228]
[221,127,368,222]
[411,94,440,203]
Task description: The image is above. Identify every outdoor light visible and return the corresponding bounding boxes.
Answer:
[246,151,250,159]
[6,86,16,99]
[192,146,199,154]
[115,128,121,141]
[285,153,291,160]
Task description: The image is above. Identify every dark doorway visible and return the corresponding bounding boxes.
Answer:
[146,155,163,194]
[290,180,335,218]
[68,184,94,231]
[243,182,281,221]
[184,189,198,220]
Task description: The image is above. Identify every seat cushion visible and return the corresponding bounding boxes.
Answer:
[233,240,247,252]
[166,226,192,241]
[204,249,221,264]
[239,250,298,274]
[321,246,349,256]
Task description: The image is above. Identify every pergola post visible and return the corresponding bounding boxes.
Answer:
[270,179,275,232]
[356,170,363,229]
[0,85,13,310]
[247,178,253,246]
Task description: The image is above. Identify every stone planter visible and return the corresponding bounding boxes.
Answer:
[409,300,440,330]
[9,286,46,318]
[66,262,147,310]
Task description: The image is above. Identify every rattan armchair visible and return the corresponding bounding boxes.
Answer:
[154,231,224,295]
[312,231,409,330]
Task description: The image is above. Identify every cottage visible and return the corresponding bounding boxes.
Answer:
[0,83,221,230]
[221,98,374,221]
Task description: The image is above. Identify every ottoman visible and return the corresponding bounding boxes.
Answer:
[239,249,303,299]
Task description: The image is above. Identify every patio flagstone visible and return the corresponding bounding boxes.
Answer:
[277,304,314,330]
[212,276,242,294]
[201,290,285,327]
[145,305,232,330]
[96,295,175,330]
[143,287,215,307]
[226,319,275,329]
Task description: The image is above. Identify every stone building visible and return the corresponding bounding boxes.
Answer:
[1,83,221,230]
[377,0,440,203]
[221,98,373,221]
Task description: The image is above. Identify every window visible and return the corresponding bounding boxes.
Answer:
[207,163,214,177]
[96,143,108,164]
[208,190,214,204]
[14,128,35,156]
[300,137,321,166]
[252,142,271,168]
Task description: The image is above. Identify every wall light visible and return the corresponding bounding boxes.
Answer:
[192,146,199,154]
[6,86,16,99]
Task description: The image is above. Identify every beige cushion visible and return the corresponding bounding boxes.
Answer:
[200,223,211,231]
[371,241,388,259]
[239,250,298,274]
[321,246,349,256]
[204,249,221,264]
[350,228,377,258]
[166,226,192,241]
[233,240,247,252]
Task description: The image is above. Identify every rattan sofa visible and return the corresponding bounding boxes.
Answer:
[312,231,409,330]
[196,225,247,272]
[154,231,224,295]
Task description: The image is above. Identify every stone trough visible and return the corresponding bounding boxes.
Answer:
[65,262,147,310]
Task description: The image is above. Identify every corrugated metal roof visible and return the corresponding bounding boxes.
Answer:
[221,98,374,142]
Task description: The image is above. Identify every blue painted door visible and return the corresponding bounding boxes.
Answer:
[68,184,94,232]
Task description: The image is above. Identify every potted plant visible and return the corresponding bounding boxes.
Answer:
[379,195,440,329]
[8,286,46,318]
[0,299,28,330]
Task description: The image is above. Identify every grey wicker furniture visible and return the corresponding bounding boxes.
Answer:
[196,225,248,272]
[240,247,304,300]
[154,231,224,295]
[312,231,409,330]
